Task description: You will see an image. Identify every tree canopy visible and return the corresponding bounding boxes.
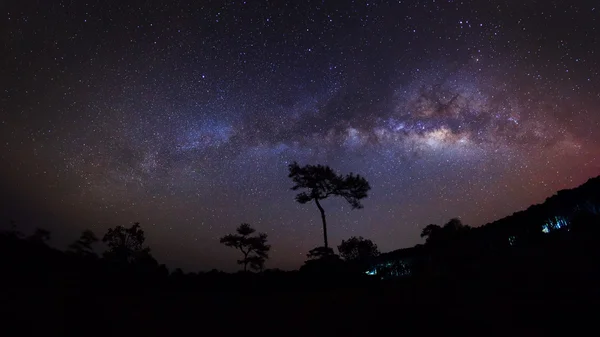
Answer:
[338,236,380,262]
[288,162,371,209]
[102,222,152,264]
[220,223,271,272]
[420,218,470,245]
[27,228,51,244]
[288,161,370,248]
[68,229,99,257]
[306,246,336,260]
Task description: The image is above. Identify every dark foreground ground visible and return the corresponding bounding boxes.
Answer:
[3,267,598,337]
[3,227,600,337]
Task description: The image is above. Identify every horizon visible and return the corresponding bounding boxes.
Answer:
[2,0,600,272]
[2,173,597,273]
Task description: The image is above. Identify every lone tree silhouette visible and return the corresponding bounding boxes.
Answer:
[288,161,371,248]
[220,223,270,272]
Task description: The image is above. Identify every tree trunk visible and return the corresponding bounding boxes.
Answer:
[315,198,328,248]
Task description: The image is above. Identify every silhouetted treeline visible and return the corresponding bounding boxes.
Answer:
[368,175,600,281]
[2,176,600,336]
[2,176,600,285]
[0,223,377,295]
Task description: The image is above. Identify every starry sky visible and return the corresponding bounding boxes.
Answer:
[1,0,599,271]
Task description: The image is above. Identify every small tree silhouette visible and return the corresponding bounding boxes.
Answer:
[420,218,469,245]
[420,224,443,245]
[3,219,23,239]
[300,246,344,274]
[307,246,336,260]
[288,161,371,248]
[68,229,99,257]
[220,223,270,272]
[420,218,471,273]
[27,228,51,244]
[102,222,151,264]
[338,236,380,262]
[247,255,267,272]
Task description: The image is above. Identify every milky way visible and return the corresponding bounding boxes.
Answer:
[1,0,599,271]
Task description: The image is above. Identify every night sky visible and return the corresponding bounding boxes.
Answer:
[1,0,599,271]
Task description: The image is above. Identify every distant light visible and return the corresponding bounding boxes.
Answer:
[542,216,569,233]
